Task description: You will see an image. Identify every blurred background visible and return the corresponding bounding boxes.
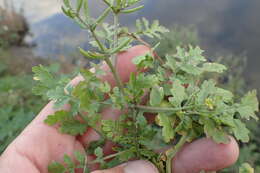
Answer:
[0,0,259,172]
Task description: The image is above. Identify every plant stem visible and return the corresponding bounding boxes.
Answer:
[132,109,140,158]
[134,105,196,113]
[102,0,114,11]
[165,133,189,173]
[77,13,124,93]
[75,14,106,52]
[104,57,125,93]
[83,156,87,173]
[131,33,164,64]
[112,13,119,66]
[90,28,106,52]
[89,150,126,164]
[103,12,126,94]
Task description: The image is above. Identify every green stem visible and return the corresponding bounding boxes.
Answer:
[101,0,115,11]
[90,28,106,52]
[104,57,125,94]
[89,150,126,164]
[83,157,87,173]
[132,109,140,158]
[104,13,126,95]
[89,11,124,95]
[76,13,124,93]
[112,13,119,66]
[75,13,106,52]
[166,133,189,173]
[134,105,197,113]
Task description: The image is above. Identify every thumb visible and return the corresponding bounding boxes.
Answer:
[91,160,159,173]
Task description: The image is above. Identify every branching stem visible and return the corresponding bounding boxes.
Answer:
[103,11,126,95]
[101,0,114,11]
[90,28,106,52]
[75,13,106,52]
[165,132,189,173]
[75,12,124,93]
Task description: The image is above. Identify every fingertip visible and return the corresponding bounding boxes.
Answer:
[123,160,159,173]
[217,136,239,167]
[91,160,158,173]
[173,136,239,172]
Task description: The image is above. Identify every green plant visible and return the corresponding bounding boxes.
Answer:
[156,26,260,172]
[212,55,260,173]
[32,0,259,172]
[0,49,51,153]
[154,25,199,57]
[0,75,43,153]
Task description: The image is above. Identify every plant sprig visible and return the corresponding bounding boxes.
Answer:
[32,0,259,173]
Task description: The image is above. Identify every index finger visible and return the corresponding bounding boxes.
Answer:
[32,45,151,124]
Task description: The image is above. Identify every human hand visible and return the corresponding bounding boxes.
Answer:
[0,45,239,173]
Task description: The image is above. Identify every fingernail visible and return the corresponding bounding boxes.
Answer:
[123,160,159,173]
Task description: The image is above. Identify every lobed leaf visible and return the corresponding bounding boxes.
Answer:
[202,62,227,73]
[202,117,230,144]
[135,18,169,39]
[157,113,175,143]
[150,85,164,106]
[238,90,259,120]
[169,79,187,107]
[232,119,250,142]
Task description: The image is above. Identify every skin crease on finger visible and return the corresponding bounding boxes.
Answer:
[0,45,239,173]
